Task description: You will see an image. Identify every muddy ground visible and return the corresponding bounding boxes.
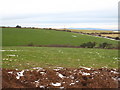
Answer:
[2,67,120,89]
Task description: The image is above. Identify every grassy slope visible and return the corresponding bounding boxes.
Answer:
[2,46,118,69]
[2,28,118,46]
[2,28,119,69]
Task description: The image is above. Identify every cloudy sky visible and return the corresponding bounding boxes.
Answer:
[0,0,119,30]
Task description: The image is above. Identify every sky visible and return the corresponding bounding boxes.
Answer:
[0,0,119,30]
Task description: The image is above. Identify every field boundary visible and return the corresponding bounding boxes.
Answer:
[20,44,119,50]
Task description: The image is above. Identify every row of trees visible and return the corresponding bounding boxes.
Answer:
[80,42,118,49]
[27,41,119,49]
[15,25,55,30]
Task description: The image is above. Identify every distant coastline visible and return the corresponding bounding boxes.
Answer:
[66,28,117,31]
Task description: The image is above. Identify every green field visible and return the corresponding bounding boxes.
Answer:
[2,46,119,69]
[1,28,119,69]
[2,28,118,46]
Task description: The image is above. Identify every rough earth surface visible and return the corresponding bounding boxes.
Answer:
[2,67,120,89]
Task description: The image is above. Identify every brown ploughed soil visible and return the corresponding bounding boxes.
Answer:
[2,67,120,89]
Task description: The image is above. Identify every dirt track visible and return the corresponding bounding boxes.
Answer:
[2,67,120,88]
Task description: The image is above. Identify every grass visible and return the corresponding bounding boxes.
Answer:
[2,28,119,70]
[2,28,118,46]
[2,46,119,70]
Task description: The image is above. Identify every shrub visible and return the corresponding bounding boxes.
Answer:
[99,42,112,49]
[115,37,120,40]
[16,25,21,28]
[80,43,87,48]
[80,42,96,48]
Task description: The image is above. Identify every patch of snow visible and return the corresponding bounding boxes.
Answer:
[101,66,108,68]
[40,72,46,75]
[3,58,6,60]
[15,69,18,70]
[80,66,91,70]
[113,57,118,60]
[16,70,24,79]
[5,58,9,60]
[118,78,120,81]
[57,67,64,69]
[76,81,79,83]
[57,73,65,78]
[53,69,60,71]
[35,79,40,83]
[8,71,13,74]
[39,86,45,88]
[0,50,18,52]
[79,71,90,76]
[72,35,77,37]
[60,87,64,89]
[66,77,69,78]
[32,67,43,70]
[70,83,75,85]
[70,75,74,79]
[51,82,61,86]
[105,37,117,41]
[53,67,64,71]
[92,71,98,74]
[33,79,40,87]
[82,72,90,75]
[74,69,77,72]
[112,77,117,81]
[111,71,118,74]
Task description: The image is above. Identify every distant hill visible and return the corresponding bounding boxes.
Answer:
[2,28,118,46]
[67,28,115,31]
